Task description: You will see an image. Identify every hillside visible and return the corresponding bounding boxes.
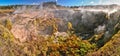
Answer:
[0,3,120,56]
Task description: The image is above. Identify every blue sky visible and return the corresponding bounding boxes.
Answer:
[0,0,120,6]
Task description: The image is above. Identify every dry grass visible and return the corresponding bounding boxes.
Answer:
[0,9,14,13]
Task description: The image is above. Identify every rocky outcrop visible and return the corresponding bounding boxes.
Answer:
[71,11,107,34]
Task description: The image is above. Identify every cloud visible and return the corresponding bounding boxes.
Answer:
[90,1,94,4]
[32,3,39,5]
[100,0,120,5]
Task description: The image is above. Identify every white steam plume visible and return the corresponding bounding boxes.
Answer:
[100,0,120,5]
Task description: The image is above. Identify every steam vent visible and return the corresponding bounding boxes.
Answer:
[0,0,120,56]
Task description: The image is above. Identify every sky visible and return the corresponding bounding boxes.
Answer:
[0,0,120,6]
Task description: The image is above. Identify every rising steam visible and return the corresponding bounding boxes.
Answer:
[11,2,120,40]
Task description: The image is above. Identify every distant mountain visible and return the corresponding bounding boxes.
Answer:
[42,1,65,8]
[43,2,57,6]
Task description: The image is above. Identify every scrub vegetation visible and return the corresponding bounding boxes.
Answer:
[0,4,120,56]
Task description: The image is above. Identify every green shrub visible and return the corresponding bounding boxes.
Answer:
[5,19,12,30]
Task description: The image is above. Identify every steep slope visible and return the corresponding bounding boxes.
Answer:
[87,30,120,56]
[0,24,15,56]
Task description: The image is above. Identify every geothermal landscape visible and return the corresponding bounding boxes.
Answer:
[0,2,120,56]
